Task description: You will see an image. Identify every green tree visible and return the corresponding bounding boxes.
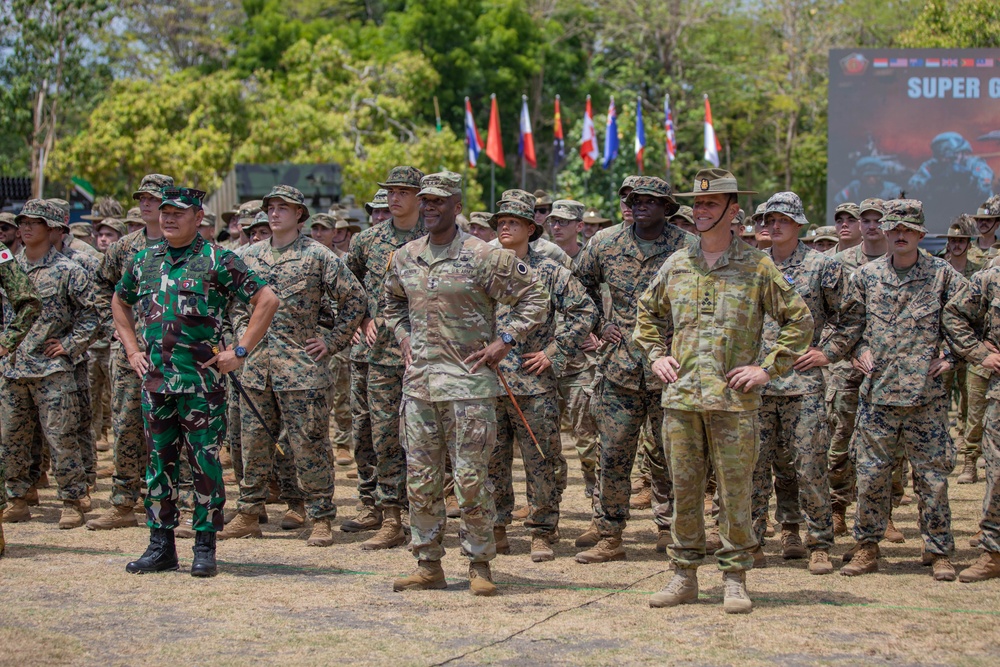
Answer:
[898,0,1000,47]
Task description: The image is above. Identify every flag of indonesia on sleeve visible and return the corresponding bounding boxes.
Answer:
[518,95,537,169]
[465,97,484,168]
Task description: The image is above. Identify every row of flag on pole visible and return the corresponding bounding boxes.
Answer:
[461,93,721,172]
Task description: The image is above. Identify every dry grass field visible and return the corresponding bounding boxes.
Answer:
[2,438,1000,667]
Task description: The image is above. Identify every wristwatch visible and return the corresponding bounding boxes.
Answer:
[499,332,515,346]
[235,345,248,359]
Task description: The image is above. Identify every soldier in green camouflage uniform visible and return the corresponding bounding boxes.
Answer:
[221,186,365,547]
[0,238,42,554]
[750,192,843,574]
[384,172,547,596]
[345,166,426,549]
[487,191,597,562]
[827,199,979,580]
[573,176,692,564]
[634,169,813,613]
[115,187,277,577]
[85,175,174,531]
[1,199,99,530]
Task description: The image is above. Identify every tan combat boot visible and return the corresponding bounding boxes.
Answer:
[97,464,115,479]
[393,560,448,591]
[781,523,807,559]
[808,549,834,575]
[649,568,698,608]
[340,504,382,533]
[25,486,39,507]
[655,529,672,554]
[445,493,461,519]
[281,501,306,530]
[931,555,956,581]
[334,446,352,467]
[575,535,626,564]
[959,551,1000,583]
[4,498,30,523]
[723,571,753,614]
[705,525,723,553]
[957,454,979,484]
[884,516,905,543]
[493,525,510,555]
[574,520,600,548]
[630,485,652,510]
[306,518,334,547]
[832,507,848,537]
[512,505,530,521]
[751,547,766,569]
[218,511,263,540]
[175,510,196,538]
[970,530,983,548]
[842,540,880,563]
[218,446,232,467]
[469,562,498,596]
[361,506,405,550]
[840,542,879,576]
[530,535,555,562]
[86,504,138,531]
[59,500,86,529]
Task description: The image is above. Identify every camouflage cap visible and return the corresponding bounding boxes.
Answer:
[498,189,537,209]
[764,191,809,226]
[15,199,66,228]
[617,175,642,197]
[858,198,885,217]
[547,199,585,222]
[47,198,71,227]
[81,196,124,221]
[674,168,757,197]
[70,222,93,238]
[310,213,336,229]
[490,198,543,241]
[972,195,1000,219]
[582,207,612,226]
[751,202,767,223]
[159,187,207,211]
[834,202,861,219]
[670,205,694,225]
[235,200,264,223]
[940,214,978,239]
[334,215,361,234]
[808,225,838,243]
[741,224,757,238]
[533,189,554,208]
[733,209,746,226]
[364,188,389,214]
[623,177,680,215]
[132,173,175,201]
[244,211,270,231]
[125,207,145,225]
[469,212,492,228]
[221,208,238,224]
[95,218,127,237]
[200,208,217,227]
[880,199,925,233]
[0,211,16,228]
[262,185,310,221]
[378,166,425,190]
[417,171,463,198]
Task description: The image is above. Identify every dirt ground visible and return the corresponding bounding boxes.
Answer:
[2,438,1000,667]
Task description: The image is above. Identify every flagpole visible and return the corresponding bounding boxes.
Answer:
[521,94,527,190]
[664,94,671,185]
[491,162,495,212]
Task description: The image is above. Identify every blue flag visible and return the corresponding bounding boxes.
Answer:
[602,97,618,169]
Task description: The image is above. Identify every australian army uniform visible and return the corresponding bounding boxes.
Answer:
[116,201,267,538]
[382,172,548,588]
[573,176,693,560]
[487,191,597,558]
[226,186,366,545]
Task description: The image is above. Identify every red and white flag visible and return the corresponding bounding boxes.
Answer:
[703,94,721,167]
[579,95,599,171]
[518,95,537,169]
[664,94,677,163]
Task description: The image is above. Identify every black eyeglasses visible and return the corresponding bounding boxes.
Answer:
[549,218,580,228]
[535,207,552,215]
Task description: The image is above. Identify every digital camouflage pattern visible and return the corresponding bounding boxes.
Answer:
[368,362,407,509]
[350,360,378,505]
[547,200,585,222]
[14,198,67,227]
[116,235,266,394]
[879,198,925,233]
[764,191,810,227]
[132,173,174,200]
[491,237,572,268]
[261,185,310,221]
[377,166,424,190]
[976,401,1000,553]
[0,243,42,352]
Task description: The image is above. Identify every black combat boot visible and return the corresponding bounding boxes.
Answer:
[191,531,218,578]
[126,528,179,574]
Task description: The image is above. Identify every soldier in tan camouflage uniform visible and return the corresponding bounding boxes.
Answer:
[384,172,548,596]
[968,195,1000,265]
[750,192,844,574]
[488,191,597,562]
[574,176,693,564]
[1,199,99,529]
[634,169,813,614]
[221,185,365,547]
[467,211,497,243]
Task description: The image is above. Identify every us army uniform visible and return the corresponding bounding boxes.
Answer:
[383,213,547,565]
[825,200,978,560]
[751,193,843,558]
[634,180,813,572]
[574,178,693,544]
[232,207,366,526]
[117,231,267,533]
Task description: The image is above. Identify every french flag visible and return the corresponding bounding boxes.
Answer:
[634,98,646,174]
[703,94,720,167]
[465,97,484,168]
[518,95,537,169]
[580,95,599,172]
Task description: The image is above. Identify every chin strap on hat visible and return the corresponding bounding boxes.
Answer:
[698,194,735,233]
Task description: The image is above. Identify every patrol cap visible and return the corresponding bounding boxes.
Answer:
[246,211,270,231]
[623,176,680,216]
[880,199,925,233]
[547,199,585,222]
[364,188,389,215]
[310,212,337,230]
[262,185,310,221]
[125,207,145,226]
[533,189,554,208]
[47,198,71,228]
[81,196,124,221]
[221,208,238,224]
[834,202,861,219]
[674,168,757,197]
[972,195,1000,220]
[733,209,746,226]
[95,218,128,237]
[490,196,544,242]
[132,174,174,201]
[617,175,642,197]
[808,225,838,243]
[751,202,767,223]
[940,215,978,239]
[70,222,93,238]
[159,187,207,210]
[858,198,885,217]
[582,207,612,226]
[333,214,361,234]
[417,171,463,198]
[15,199,68,228]
[670,205,694,226]
[469,212,492,228]
[200,208,217,228]
[378,166,425,190]
[0,211,16,229]
[235,200,264,224]
[763,191,809,226]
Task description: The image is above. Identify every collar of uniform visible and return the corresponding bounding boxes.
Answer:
[19,245,62,270]
[689,231,747,272]
[415,226,466,266]
[623,222,686,261]
[769,240,809,268]
[877,250,933,287]
[153,234,205,264]
[261,232,307,266]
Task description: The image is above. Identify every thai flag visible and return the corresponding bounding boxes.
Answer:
[553,95,565,169]
[634,98,646,173]
[603,97,619,169]
[518,95,537,169]
[465,97,483,168]
[703,94,720,167]
[664,95,677,163]
[580,95,599,171]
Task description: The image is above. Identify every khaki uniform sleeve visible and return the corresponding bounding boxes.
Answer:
[943,269,991,365]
